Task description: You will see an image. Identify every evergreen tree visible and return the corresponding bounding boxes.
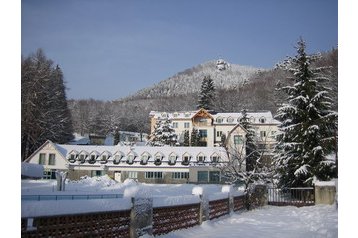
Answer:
[183,130,190,146]
[190,128,199,146]
[240,109,260,171]
[113,126,120,145]
[274,38,338,187]
[220,134,226,147]
[149,119,177,146]
[197,76,215,110]
[21,49,74,161]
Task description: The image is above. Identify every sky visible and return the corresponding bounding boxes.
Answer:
[21,0,338,101]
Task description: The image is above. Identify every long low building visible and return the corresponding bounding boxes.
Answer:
[24,140,231,184]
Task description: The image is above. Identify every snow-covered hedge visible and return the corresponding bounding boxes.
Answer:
[21,163,44,178]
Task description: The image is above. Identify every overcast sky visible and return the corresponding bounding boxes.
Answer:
[21,0,337,101]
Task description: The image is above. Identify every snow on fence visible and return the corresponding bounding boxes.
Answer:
[21,191,249,237]
[152,203,201,236]
[21,209,131,238]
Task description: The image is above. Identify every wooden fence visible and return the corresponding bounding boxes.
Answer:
[21,210,131,238]
[22,194,247,238]
[152,203,200,236]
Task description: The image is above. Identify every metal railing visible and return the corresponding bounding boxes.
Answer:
[268,187,315,207]
[21,194,123,201]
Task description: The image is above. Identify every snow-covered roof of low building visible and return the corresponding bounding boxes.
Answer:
[52,142,228,167]
[21,162,44,178]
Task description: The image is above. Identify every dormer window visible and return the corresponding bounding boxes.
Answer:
[127,155,135,165]
[68,154,77,163]
[216,117,223,123]
[140,154,150,165]
[182,155,191,165]
[227,117,234,123]
[197,155,205,163]
[184,112,190,117]
[173,112,179,117]
[259,117,266,123]
[154,155,162,166]
[78,154,86,164]
[100,155,108,164]
[168,155,177,165]
[211,156,220,163]
[89,154,97,164]
[250,117,255,123]
[113,155,122,165]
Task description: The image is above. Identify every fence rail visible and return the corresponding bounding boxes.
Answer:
[268,187,315,207]
[22,194,123,201]
[153,203,200,236]
[21,209,131,238]
[21,193,249,237]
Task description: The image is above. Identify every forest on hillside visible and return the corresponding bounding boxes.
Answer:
[68,48,337,136]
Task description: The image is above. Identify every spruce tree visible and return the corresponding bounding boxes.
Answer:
[183,130,190,146]
[149,119,177,146]
[240,109,260,171]
[197,76,215,110]
[274,38,338,187]
[190,128,199,146]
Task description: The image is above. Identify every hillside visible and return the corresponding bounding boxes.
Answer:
[125,59,263,100]
[68,49,337,136]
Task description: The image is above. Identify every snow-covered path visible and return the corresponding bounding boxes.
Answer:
[151,205,337,238]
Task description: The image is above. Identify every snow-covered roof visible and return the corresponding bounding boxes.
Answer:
[53,143,228,166]
[150,110,197,120]
[150,110,280,125]
[21,162,44,178]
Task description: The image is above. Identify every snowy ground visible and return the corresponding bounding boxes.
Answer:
[149,205,338,238]
[21,176,338,238]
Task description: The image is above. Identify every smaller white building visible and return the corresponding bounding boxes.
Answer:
[25,140,231,184]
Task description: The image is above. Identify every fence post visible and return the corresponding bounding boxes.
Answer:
[130,197,137,238]
[199,194,203,225]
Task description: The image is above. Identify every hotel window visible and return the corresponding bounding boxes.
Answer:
[199,130,207,137]
[173,122,178,128]
[39,153,46,165]
[128,171,138,179]
[234,135,243,145]
[259,117,266,123]
[172,172,189,179]
[197,171,208,183]
[209,171,220,183]
[216,131,223,137]
[48,154,56,165]
[216,118,223,123]
[260,131,266,138]
[184,122,190,128]
[145,172,163,179]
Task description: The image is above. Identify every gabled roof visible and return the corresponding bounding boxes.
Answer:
[192,108,214,120]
